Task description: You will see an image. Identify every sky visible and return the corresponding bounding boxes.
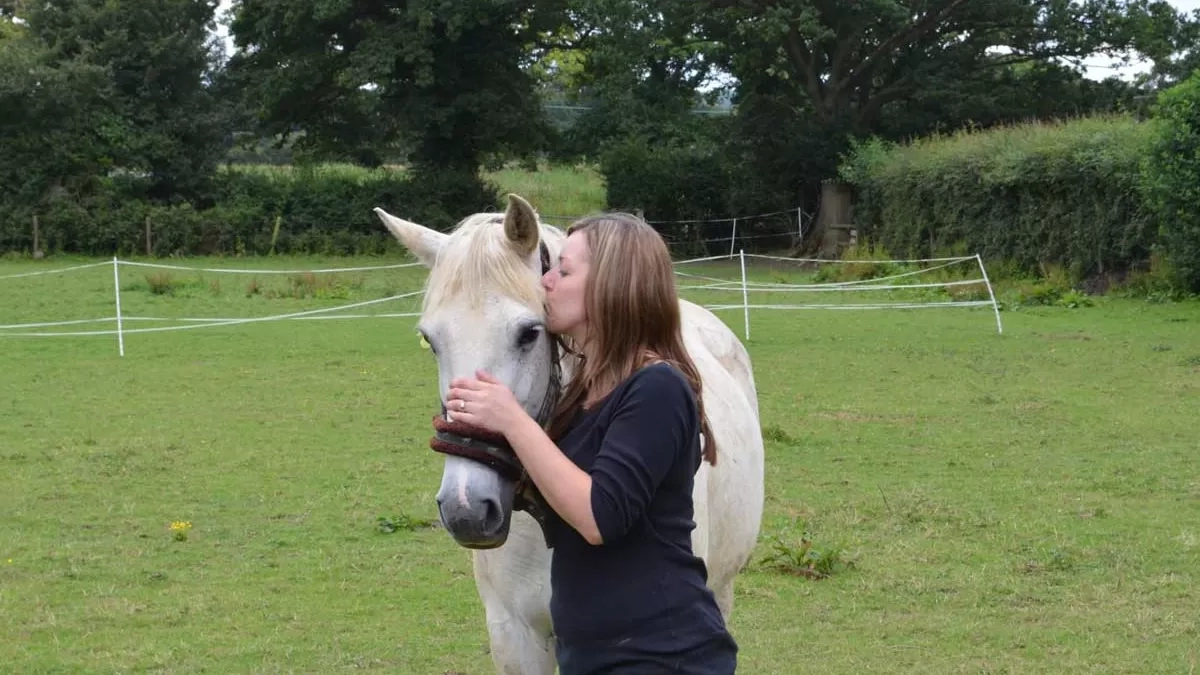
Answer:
[213,0,1200,82]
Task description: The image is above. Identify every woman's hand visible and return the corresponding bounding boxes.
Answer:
[451,370,605,545]
[446,370,526,437]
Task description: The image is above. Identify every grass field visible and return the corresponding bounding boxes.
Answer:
[2,253,1199,673]
[224,161,609,221]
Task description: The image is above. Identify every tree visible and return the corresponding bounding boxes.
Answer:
[226,0,568,173]
[697,0,1189,133]
[22,0,229,202]
[660,0,1194,250]
[1131,7,1200,89]
[0,36,122,211]
[538,0,723,160]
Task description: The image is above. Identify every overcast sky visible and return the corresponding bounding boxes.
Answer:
[213,0,1200,81]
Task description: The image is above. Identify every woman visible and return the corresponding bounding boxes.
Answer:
[446,212,738,673]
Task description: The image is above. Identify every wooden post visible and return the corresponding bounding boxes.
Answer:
[145,215,152,256]
[32,214,43,259]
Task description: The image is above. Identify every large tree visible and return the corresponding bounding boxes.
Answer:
[21,0,229,202]
[696,0,1190,133]
[538,0,723,159]
[652,0,1194,246]
[226,0,568,172]
[1131,5,1200,88]
[0,32,122,213]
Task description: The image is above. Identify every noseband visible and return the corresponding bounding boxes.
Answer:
[428,240,563,548]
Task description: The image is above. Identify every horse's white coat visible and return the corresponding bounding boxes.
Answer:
[374,197,764,674]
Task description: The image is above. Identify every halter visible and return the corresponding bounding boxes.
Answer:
[428,240,563,548]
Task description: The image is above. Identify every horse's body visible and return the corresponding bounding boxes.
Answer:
[374,196,764,674]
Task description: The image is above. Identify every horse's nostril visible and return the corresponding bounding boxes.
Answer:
[481,497,502,531]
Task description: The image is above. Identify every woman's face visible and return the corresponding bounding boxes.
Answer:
[542,230,590,343]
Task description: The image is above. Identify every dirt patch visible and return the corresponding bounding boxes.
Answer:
[1038,332,1093,341]
[813,411,917,424]
[1015,401,1051,412]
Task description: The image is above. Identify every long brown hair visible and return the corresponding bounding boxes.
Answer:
[545,212,718,465]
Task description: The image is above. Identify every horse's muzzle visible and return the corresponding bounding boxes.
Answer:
[429,413,559,548]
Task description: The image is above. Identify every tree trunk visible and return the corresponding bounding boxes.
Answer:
[800,180,854,258]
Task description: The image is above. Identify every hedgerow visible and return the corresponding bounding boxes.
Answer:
[839,114,1157,282]
[1140,69,1200,293]
[0,165,498,256]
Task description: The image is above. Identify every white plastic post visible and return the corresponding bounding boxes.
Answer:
[975,253,1003,335]
[729,218,737,258]
[112,257,125,356]
[739,249,750,341]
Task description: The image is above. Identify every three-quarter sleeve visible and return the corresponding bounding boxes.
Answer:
[588,366,698,544]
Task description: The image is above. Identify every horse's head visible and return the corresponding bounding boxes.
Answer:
[374,194,567,550]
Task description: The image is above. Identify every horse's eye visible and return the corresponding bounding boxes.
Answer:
[418,331,437,355]
[516,325,542,349]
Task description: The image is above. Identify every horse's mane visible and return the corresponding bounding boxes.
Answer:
[423,212,565,314]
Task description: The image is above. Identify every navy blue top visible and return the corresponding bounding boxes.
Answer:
[548,362,736,667]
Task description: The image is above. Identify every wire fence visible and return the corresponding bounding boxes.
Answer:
[0,249,1002,356]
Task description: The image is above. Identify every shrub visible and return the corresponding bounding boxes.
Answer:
[1140,69,1200,294]
[839,115,1157,281]
[598,134,800,256]
[601,137,730,217]
[0,165,500,256]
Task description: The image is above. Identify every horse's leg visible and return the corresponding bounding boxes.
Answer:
[479,608,555,675]
[696,460,736,622]
[471,515,556,675]
[713,576,736,620]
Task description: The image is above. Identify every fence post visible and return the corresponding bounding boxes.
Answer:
[975,253,1003,335]
[113,257,125,357]
[145,216,152,257]
[739,249,750,342]
[729,218,738,258]
[33,214,43,259]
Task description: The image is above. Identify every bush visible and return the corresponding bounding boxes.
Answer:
[600,136,731,214]
[599,136,731,254]
[839,114,1158,282]
[1140,69,1200,294]
[0,165,500,256]
[599,133,798,256]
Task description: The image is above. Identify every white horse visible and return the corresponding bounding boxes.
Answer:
[374,194,765,674]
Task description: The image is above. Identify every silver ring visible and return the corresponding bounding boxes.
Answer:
[458,399,466,411]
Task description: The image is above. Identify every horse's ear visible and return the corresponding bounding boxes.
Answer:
[503,193,539,258]
[373,207,448,268]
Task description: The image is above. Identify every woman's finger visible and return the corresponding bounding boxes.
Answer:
[452,376,490,389]
[448,386,481,402]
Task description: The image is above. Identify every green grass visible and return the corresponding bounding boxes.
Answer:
[483,162,607,219]
[221,161,609,220]
[2,255,1199,673]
